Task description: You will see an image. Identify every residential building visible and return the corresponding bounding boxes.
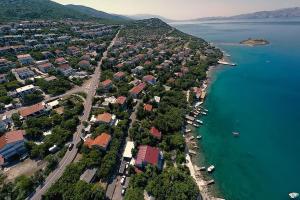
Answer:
[113,71,125,80]
[150,127,162,140]
[37,62,54,73]
[143,75,156,85]
[15,67,35,80]
[0,130,27,167]
[91,112,116,125]
[57,63,74,76]
[78,60,91,69]
[144,104,153,112]
[100,79,112,90]
[16,84,35,98]
[19,102,46,119]
[135,145,163,170]
[17,54,34,66]
[84,132,112,151]
[130,82,146,98]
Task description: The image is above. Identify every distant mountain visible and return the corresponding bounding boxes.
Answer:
[129,14,174,23]
[193,7,300,21]
[0,0,88,21]
[0,0,129,22]
[66,5,130,21]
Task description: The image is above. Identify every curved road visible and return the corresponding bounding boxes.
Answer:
[30,30,121,200]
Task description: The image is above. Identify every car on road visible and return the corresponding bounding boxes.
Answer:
[68,143,74,151]
[120,175,126,185]
[121,187,126,196]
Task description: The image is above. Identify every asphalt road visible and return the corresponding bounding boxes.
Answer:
[29,30,120,200]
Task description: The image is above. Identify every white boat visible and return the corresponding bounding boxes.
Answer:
[185,129,192,133]
[204,109,208,112]
[187,121,193,125]
[232,132,240,137]
[206,179,215,185]
[207,165,215,173]
[201,112,207,115]
[196,120,203,124]
[196,135,202,139]
[193,123,200,127]
[289,193,299,199]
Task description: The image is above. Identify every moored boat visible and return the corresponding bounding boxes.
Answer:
[232,132,240,137]
[207,165,215,173]
[289,192,299,199]
[196,119,203,124]
[196,135,202,139]
[201,112,207,115]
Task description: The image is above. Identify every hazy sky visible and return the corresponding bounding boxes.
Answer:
[54,0,300,20]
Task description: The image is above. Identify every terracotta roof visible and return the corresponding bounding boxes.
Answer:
[116,96,127,105]
[130,82,146,95]
[55,57,67,63]
[144,61,152,65]
[0,130,25,149]
[96,112,112,123]
[116,63,124,68]
[143,75,155,82]
[101,79,112,87]
[150,127,162,139]
[84,132,111,149]
[144,104,153,112]
[19,102,45,118]
[78,60,90,66]
[17,54,31,59]
[114,71,125,78]
[135,145,160,166]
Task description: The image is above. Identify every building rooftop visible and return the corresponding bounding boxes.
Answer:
[84,132,111,150]
[19,102,45,118]
[0,130,25,149]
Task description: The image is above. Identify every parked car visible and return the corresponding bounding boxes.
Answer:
[120,175,126,185]
[121,188,126,196]
[68,143,74,151]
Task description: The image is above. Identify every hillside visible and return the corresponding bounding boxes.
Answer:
[0,0,130,22]
[128,14,174,22]
[66,4,130,21]
[0,0,89,21]
[193,7,300,21]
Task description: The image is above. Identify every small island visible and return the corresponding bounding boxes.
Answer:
[240,38,269,46]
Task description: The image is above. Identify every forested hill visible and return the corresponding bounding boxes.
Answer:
[0,0,129,21]
[66,5,131,21]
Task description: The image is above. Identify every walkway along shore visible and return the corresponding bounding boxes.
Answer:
[184,63,232,200]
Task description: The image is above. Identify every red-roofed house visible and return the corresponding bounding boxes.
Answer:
[57,63,74,76]
[144,104,153,112]
[19,102,46,119]
[37,62,54,73]
[116,96,127,108]
[150,127,162,140]
[100,79,112,90]
[78,60,91,69]
[135,145,163,170]
[143,75,156,85]
[130,82,146,98]
[55,57,68,65]
[17,54,34,66]
[92,112,116,125]
[84,132,111,151]
[0,130,27,166]
[113,72,125,80]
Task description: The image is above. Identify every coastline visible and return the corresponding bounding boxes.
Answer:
[185,56,232,200]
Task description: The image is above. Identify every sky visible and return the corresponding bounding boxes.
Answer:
[53,0,300,20]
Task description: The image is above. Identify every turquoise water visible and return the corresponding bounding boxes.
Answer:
[172,20,300,200]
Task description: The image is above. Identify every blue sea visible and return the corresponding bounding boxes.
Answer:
[172,19,300,200]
